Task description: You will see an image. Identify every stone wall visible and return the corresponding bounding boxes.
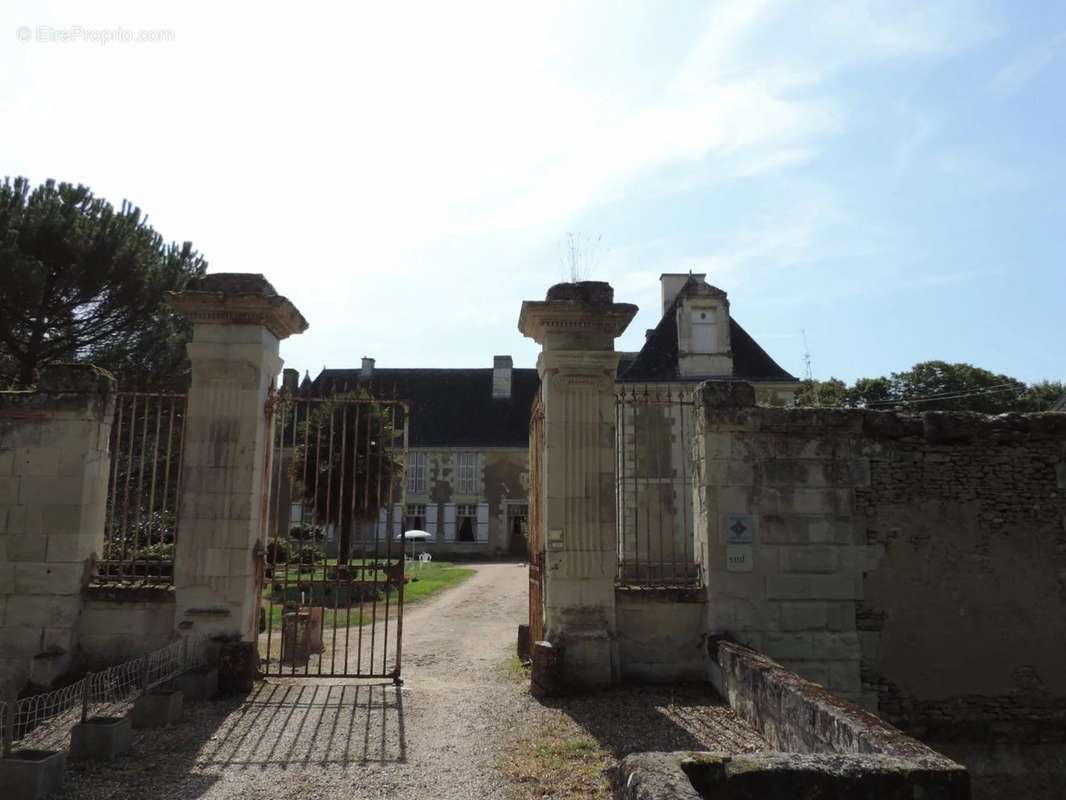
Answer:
[78,587,176,668]
[615,589,706,682]
[693,381,878,702]
[0,365,115,695]
[854,412,1066,745]
[693,379,1066,751]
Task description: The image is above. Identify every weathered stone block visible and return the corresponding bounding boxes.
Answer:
[779,602,829,631]
[781,546,840,574]
[0,749,67,800]
[17,476,84,506]
[132,689,183,728]
[0,475,19,504]
[7,533,47,562]
[165,665,219,702]
[760,514,854,545]
[217,640,257,694]
[828,660,862,694]
[764,632,814,660]
[4,594,82,629]
[69,715,132,761]
[698,380,756,408]
[766,575,862,601]
[812,632,860,661]
[14,562,87,595]
[531,640,564,697]
[40,505,84,538]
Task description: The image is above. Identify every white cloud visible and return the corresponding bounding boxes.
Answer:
[0,0,1002,375]
[991,29,1066,95]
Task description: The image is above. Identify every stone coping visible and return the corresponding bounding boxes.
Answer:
[0,364,115,416]
[618,751,970,799]
[696,379,1066,441]
[85,583,175,603]
[709,640,961,770]
[168,272,308,340]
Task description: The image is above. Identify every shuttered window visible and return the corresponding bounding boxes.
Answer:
[457,453,479,494]
[408,452,428,495]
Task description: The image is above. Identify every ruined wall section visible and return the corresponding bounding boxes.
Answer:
[694,380,1066,739]
[855,412,1066,743]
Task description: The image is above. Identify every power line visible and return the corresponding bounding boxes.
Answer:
[865,384,1023,407]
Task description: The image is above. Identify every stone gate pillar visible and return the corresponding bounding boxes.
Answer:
[170,274,307,645]
[519,282,636,687]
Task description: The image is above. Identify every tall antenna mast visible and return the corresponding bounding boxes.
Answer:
[801,329,813,383]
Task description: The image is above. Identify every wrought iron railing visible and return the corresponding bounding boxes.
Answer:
[616,383,701,587]
[97,391,187,584]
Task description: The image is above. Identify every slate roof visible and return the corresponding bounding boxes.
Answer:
[312,368,540,448]
[619,280,798,384]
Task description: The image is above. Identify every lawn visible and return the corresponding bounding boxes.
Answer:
[260,559,475,633]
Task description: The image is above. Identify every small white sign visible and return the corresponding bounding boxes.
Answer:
[726,544,754,572]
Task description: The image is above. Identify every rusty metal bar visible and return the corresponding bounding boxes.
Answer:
[393,401,410,683]
[100,392,186,585]
[145,395,164,573]
[344,403,361,675]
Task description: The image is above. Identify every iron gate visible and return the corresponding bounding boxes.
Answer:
[528,394,544,643]
[259,391,410,682]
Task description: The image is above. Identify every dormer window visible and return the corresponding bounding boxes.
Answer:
[691,308,717,353]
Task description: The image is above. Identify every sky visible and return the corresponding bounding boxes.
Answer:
[1,1,1063,385]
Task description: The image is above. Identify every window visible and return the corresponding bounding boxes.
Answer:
[691,308,717,353]
[408,452,428,495]
[289,502,303,526]
[457,453,479,494]
[456,503,477,542]
[406,503,426,532]
[508,503,528,537]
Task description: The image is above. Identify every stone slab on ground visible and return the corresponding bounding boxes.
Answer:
[69,715,132,761]
[165,665,219,702]
[132,688,183,729]
[617,751,971,800]
[0,748,67,800]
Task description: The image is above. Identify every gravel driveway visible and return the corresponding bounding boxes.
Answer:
[63,563,765,799]
[64,562,538,800]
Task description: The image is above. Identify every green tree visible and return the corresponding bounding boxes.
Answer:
[0,177,206,388]
[286,392,404,564]
[798,361,1063,413]
[795,377,848,407]
[1018,380,1066,412]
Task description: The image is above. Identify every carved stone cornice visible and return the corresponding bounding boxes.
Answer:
[168,273,309,340]
[518,301,637,346]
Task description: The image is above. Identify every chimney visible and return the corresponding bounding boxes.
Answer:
[492,355,513,399]
[282,368,299,394]
[360,357,375,380]
[661,273,707,316]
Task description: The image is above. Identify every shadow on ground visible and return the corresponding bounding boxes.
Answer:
[197,682,406,768]
[61,680,406,800]
[538,683,766,757]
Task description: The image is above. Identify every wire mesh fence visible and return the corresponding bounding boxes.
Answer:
[1,637,205,757]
